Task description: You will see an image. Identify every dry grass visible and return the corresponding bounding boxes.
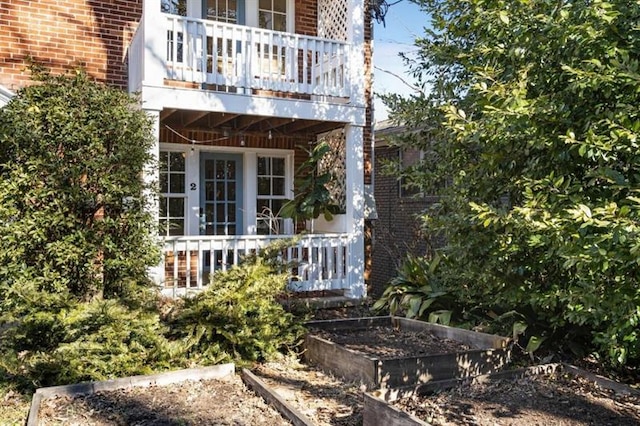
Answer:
[0,385,30,425]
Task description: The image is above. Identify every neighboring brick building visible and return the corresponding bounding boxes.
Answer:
[371,121,435,297]
[1,0,375,299]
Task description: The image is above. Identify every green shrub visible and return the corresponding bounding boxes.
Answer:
[170,255,305,365]
[0,67,159,306]
[1,299,182,389]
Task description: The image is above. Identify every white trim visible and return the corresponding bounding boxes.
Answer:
[142,86,366,125]
[245,0,294,32]
[159,142,294,237]
[0,85,14,107]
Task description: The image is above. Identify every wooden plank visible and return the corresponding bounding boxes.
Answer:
[364,363,640,425]
[27,364,236,426]
[378,348,511,389]
[395,317,510,349]
[362,392,427,426]
[306,316,390,331]
[241,369,314,426]
[304,334,378,388]
[304,316,513,389]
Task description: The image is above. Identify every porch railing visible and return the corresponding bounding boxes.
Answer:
[129,13,351,98]
[161,234,351,297]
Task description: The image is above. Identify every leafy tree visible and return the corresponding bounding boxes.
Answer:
[0,69,165,388]
[382,0,640,366]
[0,68,160,306]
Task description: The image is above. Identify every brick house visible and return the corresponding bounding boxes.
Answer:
[371,121,435,297]
[0,0,375,299]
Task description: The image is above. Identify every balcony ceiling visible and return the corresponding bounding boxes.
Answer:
[160,109,345,138]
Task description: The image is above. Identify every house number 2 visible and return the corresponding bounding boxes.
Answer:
[190,183,197,191]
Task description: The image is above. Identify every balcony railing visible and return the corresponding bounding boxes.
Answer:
[161,234,351,297]
[130,13,351,98]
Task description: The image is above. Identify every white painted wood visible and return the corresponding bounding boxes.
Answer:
[244,151,258,235]
[142,0,165,87]
[160,234,350,296]
[187,0,202,18]
[184,146,200,236]
[144,109,164,285]
[344,124,366,299]
[142,86,364,124]
[0,85,14,107]
[347,0,366,107]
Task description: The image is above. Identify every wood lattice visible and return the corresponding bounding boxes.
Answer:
[317,0,348,42]
[318,129,347,212]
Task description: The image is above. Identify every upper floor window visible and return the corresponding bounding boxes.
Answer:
[207,0,239,24]
[259,0,287,31]
[399,148,423,198]
[162,0,187,16]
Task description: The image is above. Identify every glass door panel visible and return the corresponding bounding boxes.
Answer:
[200,153,243,236]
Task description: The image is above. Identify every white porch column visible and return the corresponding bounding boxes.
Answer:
[244,152,258,234]
[344,123,366,299]
[347,0,366,107]
[143,0,166,87]
[145,109,164,285]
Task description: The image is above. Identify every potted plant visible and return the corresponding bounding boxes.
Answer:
[280,141,343,232]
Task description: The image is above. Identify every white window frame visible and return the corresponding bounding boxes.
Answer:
[256,155,288,235]
[245,0,294,33]
[159,149,188,236]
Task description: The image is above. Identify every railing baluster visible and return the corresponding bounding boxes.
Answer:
[155,15,350,98]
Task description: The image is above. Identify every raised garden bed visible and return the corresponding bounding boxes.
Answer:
[247,355,365,426]
[305,316,511,389]
[29,364,299,426]
[362,363,640,426]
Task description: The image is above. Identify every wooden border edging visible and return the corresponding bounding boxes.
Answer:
[362,363,640,426]
[305,316,512,389]
[241,368,315,426]
[26,363,235,426]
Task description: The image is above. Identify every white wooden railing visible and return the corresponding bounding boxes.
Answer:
[161,234,351,297]
[129,12,351,98]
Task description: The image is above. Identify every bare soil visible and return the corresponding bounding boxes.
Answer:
[391,371,640,425]
[37,373,292,426]
[30,306,640,426]
[253,355,364,426]
[311,326,471,359]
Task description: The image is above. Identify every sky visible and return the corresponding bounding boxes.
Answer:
[372,1,428,122]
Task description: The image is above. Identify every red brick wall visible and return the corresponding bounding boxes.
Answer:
[295,0,317,36]
[0,0,142,91]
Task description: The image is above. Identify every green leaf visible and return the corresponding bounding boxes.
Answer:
[428,310,452,326]
[498,11,510,25]
[525,335,547,354]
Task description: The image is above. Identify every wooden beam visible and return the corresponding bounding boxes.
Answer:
[160,108,177,121]
[181,111,210,127]
[233,115,270,131]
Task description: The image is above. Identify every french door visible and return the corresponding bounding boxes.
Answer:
[200,153,243,236]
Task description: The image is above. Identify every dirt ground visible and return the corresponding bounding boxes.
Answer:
[253,355,364,426]
[30,305,640,425]
[391,370,640,425]
[37,373,291,426]
[311,326,471,359]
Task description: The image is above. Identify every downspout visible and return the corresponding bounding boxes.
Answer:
[0,85,15,107]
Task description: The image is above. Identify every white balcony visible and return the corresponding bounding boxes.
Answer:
[161,233,353,297]
[129,13,351,99]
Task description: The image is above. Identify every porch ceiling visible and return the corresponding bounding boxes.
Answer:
[160,109,345,138]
